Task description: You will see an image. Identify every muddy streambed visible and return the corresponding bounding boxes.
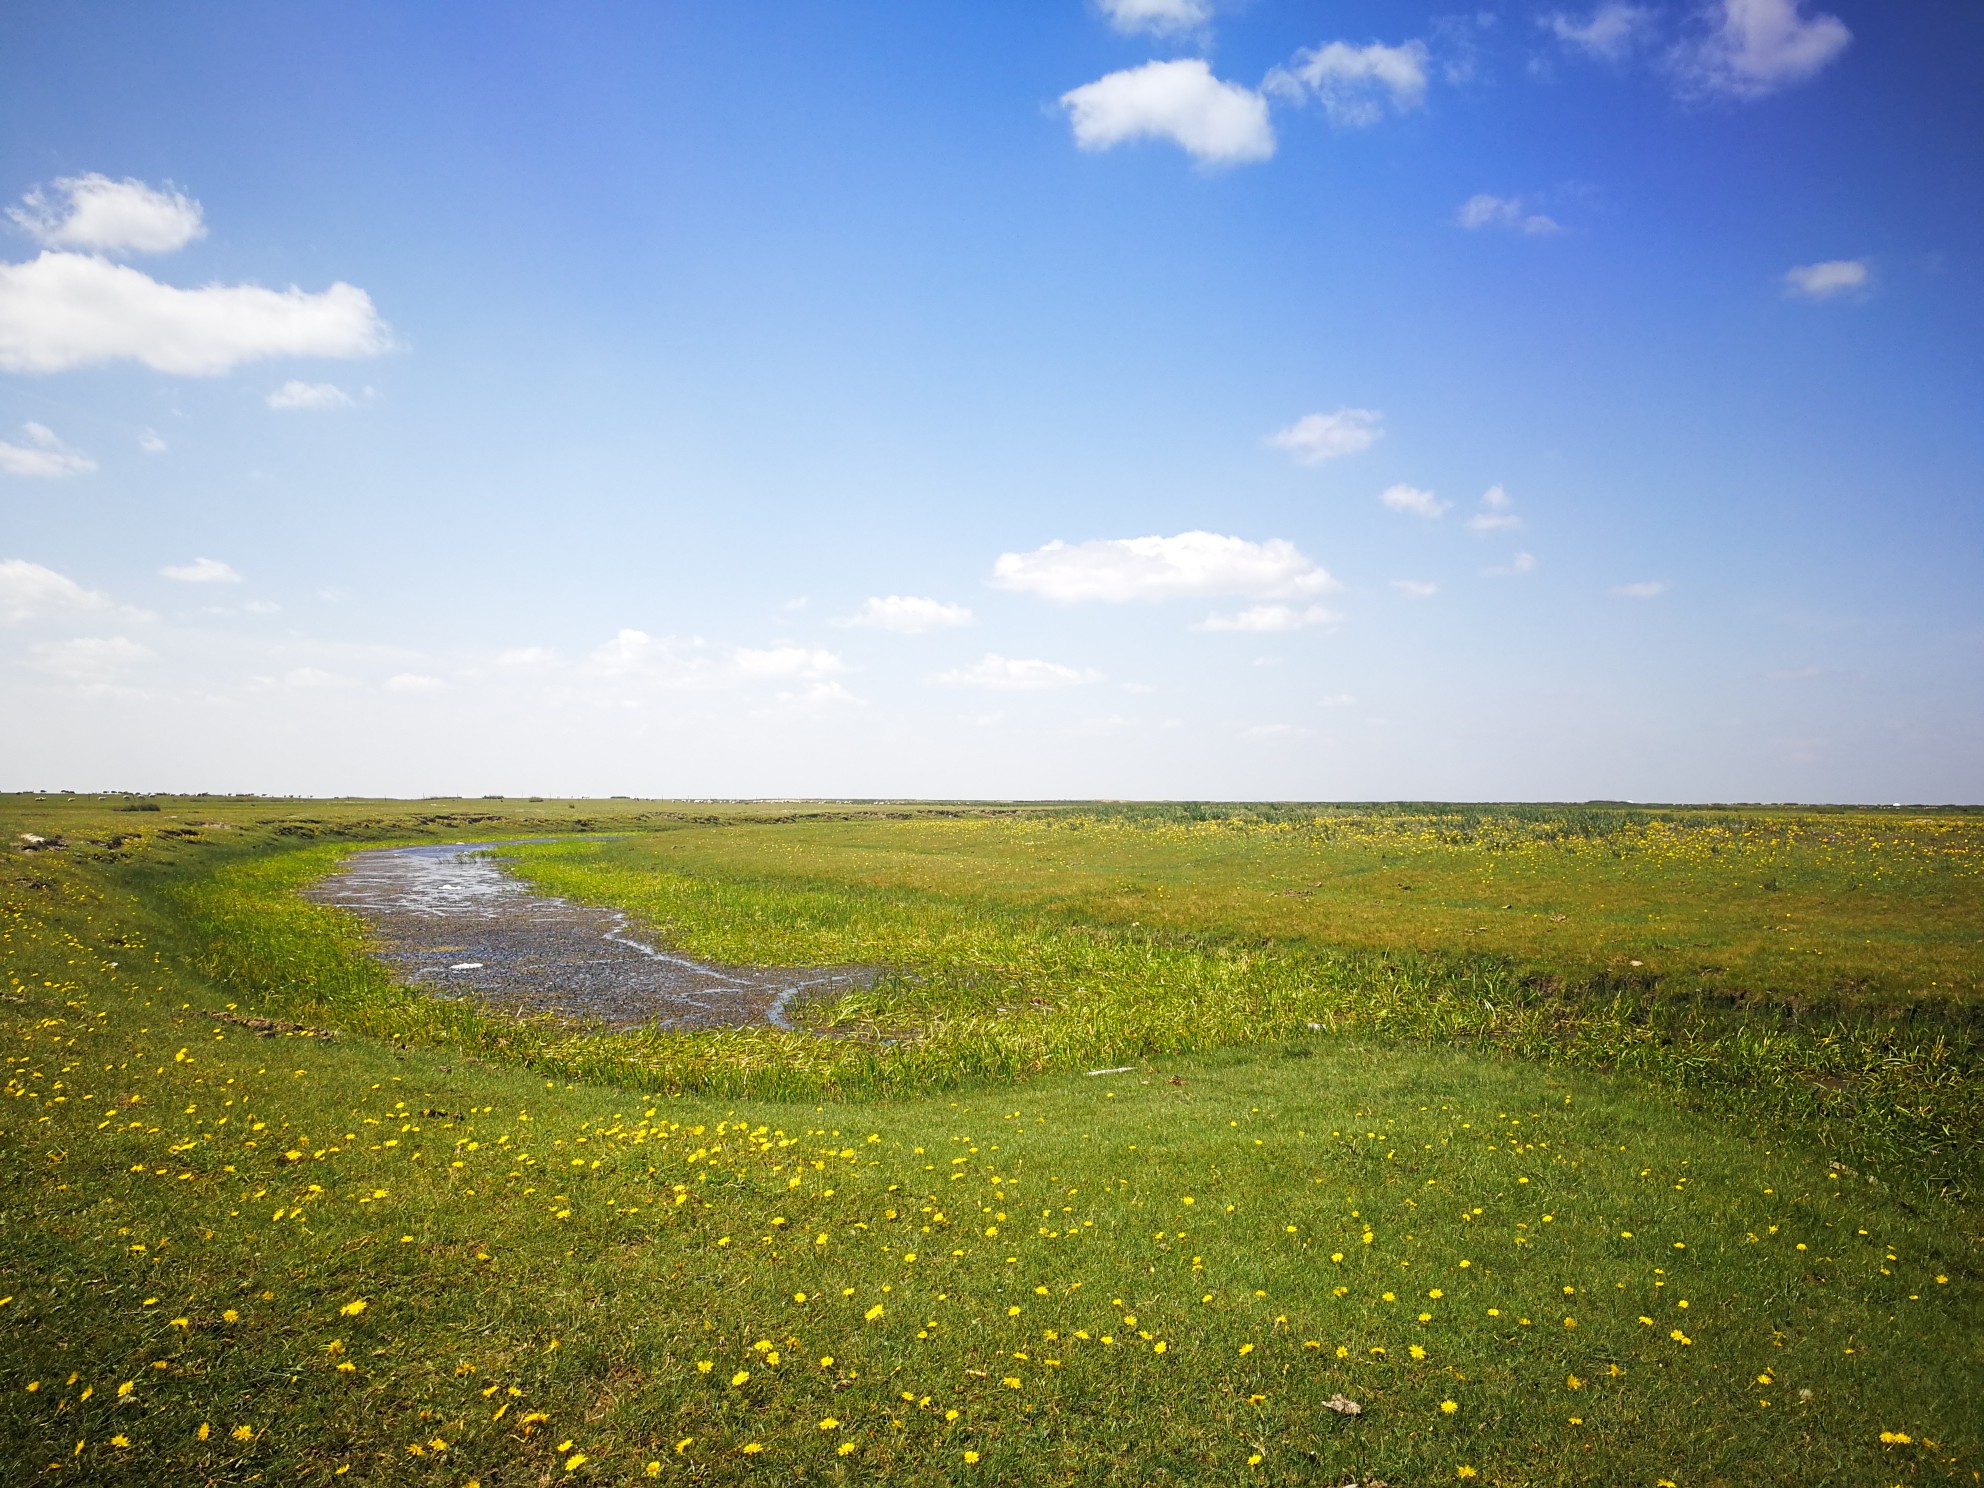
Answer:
[305,841,869,1031]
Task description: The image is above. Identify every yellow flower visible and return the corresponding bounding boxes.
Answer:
[338,1300,367,1317]
[865,1304,885,1321]
[837,1442,856,1456]
[819,1418,840,1431]
[1441,1400,1458,1414]
[564,1452,588,1470]
[110,1435,130,1448]
[963,1450,981,1464]
[196,1424,210,1442]
[1456,1468,1477,1480]
[740,1442,763,1454]
[730,1370,750,1387]
[674,1437,693,1453]
[1247,1454,1263,1466]
[232,1425,255,1442]
[645,1463,661,1477]
[695,1360,712,1373]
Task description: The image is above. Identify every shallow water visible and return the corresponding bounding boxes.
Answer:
[305,841,867,1031]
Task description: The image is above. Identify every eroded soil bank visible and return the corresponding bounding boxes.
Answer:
[306,841,866,1030]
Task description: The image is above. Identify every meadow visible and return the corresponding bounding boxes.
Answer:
[0,794,1978,1485]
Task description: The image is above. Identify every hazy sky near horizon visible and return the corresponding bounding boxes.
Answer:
[2,0,1980,801]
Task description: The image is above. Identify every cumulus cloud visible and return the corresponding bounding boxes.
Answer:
[1380,483,1450,519]
[1487,551,1539,576]
[932,654,1102,690]
[1467,483,1525,533]
[1678,0,1850,98]
[838,595,974,633]
[994,531,1334,604]
[1194,604,1337,633]
[1542,3,1655,60]
[1061,59,1275,165]
[138,429,167,453]
[275,666,357,689]
[1613,579,1668,598]
[1267,407,1383,465]
[0,421,95,478]
[1097,0,1210,36]
[9,174,205,255]
[32,635,152,681]
[160,557,242,584]
[0,558,113,622]
[1391,579,1438,598]
[583,630,846,693]
[1456,194,1563,236]
[0,251,391,375]
[1265,40,1430,127]
[1783,258,1869,299]
[731,645,848,682]
[1320,693,1357,707]
[384,672,446,693]
[267,379,356,410]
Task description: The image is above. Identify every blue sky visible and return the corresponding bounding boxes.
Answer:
[2,0,1979,800]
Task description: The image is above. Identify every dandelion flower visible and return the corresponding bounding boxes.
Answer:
[1441,1400,1458,1414]
[338,1300,367,1317]
[740,1442,763,1454]
[1457,1468,1477,1480]
[963,1450,981,1463]
[819,1418,840,1431]
[731,1370,750,1387]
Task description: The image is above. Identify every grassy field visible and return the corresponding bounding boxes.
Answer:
[0,794,1979,1484]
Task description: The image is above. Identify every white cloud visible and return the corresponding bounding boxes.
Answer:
[838,595,974,633]
[932,654,1102,690]
[9,175,205,255]
[1194,603,1337,633]
[272,666,357,690]
[993,531,1334,604]
[0,559,113,622]
[160,557,242,584]
[1542,3,1655,60]
[1267,407,1384,465]
[731,645,847,682]
[1613,579,1668,598]
[1487,551,1539,576]
[1097,0,1210,37]
[1320,693,1357,707]
[1380,483,1450,519]
[1243,722,1313,739]
[1466,483,1525,533]
[138,428,167,453]
[1265,40,1430,127]
[32,634,151,681]
[267,379,356,410]
[582,630,845,694]
[1782,258,1869,300]
[496,646,556,669]
[1061,59,1275,165]
[1456,194,1562,236]
[1391,579,1438,599]
[0,251,391,375]
[384,672,446,694]
[1678,0,1850,98]
[0,421,96,478]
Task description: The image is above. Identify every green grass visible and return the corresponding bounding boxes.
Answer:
[485,812,1983,1198]
[0,797,1980,1484]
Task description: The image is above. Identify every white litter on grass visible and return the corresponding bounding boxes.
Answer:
[449,962,484,971]
[1086,1066,1136,1076]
